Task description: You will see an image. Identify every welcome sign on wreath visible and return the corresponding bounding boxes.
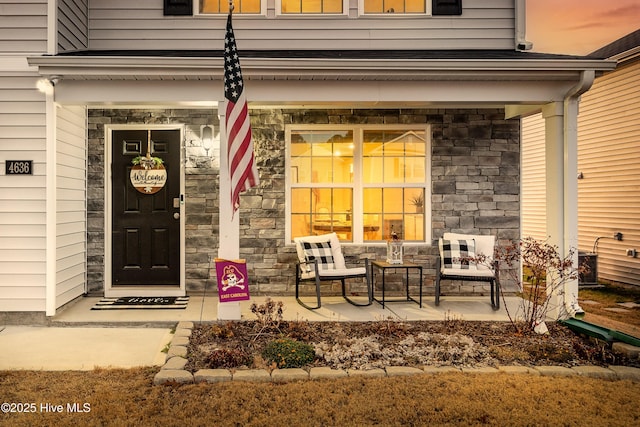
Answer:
[130,130,167,194]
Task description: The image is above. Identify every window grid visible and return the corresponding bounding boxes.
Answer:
[200,0,261,14]
[280,0,344,14]
[363,0,427,14]
[287,125,429,244]
[199,0,432,15]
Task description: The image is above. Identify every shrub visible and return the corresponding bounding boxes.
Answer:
[471,237,582,334]
[250,298,284,334]
[205,348,252,369]
[207,322,235,340]
[262,338,315,368]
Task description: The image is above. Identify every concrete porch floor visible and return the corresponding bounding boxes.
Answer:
[52,294,525,325]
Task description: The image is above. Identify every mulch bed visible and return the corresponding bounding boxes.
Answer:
[185,319,640,372]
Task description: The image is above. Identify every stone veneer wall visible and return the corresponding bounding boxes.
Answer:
[87,108,220,294]
[247,108,520,296]
[87,108,520,297]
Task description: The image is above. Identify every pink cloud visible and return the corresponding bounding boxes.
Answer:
[527,0,640,55]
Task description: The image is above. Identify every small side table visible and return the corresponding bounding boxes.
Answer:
[371,260,423,308]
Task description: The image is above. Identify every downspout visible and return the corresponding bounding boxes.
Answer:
[562,70,595,319]
[515,0,533,51]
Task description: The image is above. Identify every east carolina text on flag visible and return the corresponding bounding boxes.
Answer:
[224,13,259,216]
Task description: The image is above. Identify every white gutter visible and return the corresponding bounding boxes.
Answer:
[27,56,616,77]
[562,70,596,319]
[564,70,595,102]
[47,0,56,55]
[610,46,640,64]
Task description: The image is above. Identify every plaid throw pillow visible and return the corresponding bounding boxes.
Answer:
[441,239,476,270]
[302,241,335,272]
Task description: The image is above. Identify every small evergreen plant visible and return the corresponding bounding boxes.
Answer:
[262,338,316,368]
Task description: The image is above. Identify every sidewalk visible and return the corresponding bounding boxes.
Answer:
[0,326,171,370]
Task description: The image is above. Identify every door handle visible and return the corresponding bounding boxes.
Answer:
[173,212,180,219]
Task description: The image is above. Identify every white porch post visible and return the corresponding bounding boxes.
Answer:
[542,70,593,320]
[217,100,241,319]
[45,92,57,316]
[217,100,240,260]
[542,102,565,319]
[43,0,58,317]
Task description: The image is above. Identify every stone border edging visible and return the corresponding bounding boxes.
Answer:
[153,321,640,386]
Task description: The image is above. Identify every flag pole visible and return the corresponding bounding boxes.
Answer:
[217,0,241,320]
[218,0,240,259]
[219,0,240,261]
[224,0,259,219]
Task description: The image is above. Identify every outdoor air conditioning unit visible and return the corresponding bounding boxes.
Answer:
[578,252,598,287]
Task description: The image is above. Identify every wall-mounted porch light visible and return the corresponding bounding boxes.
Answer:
[36,75,61,95]
[201,124,214,156]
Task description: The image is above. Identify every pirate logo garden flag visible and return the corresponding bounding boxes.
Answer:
[215,258,251,302]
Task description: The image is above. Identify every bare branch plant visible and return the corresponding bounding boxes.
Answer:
[469,237,584,334]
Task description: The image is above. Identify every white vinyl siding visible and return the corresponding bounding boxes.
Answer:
[0,0,48,54]
[0,75,47,312]
[58,0,89,51]
[55,105,87,308]
[521,113,546,242]
[88,0,515,50]
[521,59,640,286]
[577,59,640,285]
[0,1,49,311]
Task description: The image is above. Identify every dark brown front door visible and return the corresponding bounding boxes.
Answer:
[111,129,181,286]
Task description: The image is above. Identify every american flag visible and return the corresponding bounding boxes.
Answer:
[224,12,259,217]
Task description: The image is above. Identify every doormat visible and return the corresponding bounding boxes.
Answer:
[91,296,189,310]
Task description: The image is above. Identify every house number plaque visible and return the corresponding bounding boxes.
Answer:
[6,160,33,175]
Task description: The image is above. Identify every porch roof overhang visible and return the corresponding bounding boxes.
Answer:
[27,49,616,110]
[28,49,615,80]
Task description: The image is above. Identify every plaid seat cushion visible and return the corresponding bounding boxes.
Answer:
[302,241,335,272]
[440,239,476,270]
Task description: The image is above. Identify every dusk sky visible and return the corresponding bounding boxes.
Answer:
[527,0,640,55]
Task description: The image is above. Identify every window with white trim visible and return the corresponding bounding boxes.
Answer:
[278,0,345,14]
[361,0,430,14]
[200,0,262,14]
[287,125,430,243]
